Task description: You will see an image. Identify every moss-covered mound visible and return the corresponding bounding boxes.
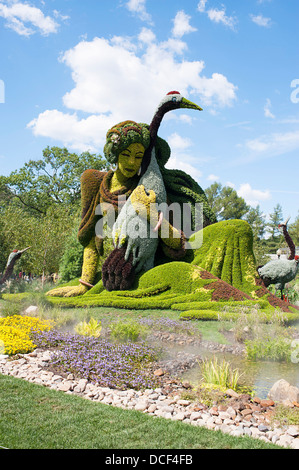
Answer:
[189,219,257,295]
[45,262,299,321]
[43,219,299,320]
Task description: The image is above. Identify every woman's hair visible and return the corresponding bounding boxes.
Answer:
[104,120,150,165]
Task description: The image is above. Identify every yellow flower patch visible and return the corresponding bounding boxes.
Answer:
[0,315,53,356]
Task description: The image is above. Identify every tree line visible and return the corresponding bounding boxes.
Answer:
[0,147,298,280]
[0,146,107,280]
[205,182,299,265]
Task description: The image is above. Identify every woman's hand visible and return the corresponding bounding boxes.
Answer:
[102,245,135,291]
[47,284,88,297]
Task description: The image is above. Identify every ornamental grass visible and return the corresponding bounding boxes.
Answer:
[199,356,243,391]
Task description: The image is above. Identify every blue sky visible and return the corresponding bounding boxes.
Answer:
[0,0,298,228]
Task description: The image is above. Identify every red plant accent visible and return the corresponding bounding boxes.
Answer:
[255,277,298,312]
[203,279,252,301]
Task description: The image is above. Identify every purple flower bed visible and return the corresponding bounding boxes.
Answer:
[32,329,160,390]
[138,317,197,335]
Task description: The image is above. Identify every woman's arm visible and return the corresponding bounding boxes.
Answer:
[47,238,99,297]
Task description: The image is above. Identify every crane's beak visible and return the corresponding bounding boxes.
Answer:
[181,97,202,111]
[20,246,31,254]
[283,216,290,226]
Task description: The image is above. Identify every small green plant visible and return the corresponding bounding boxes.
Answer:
[110,320,148,342]
[199,357,243,391]
[75,317,102,338]
[245,337,292,362]
[271,404,299,427]
[0,301,22,317]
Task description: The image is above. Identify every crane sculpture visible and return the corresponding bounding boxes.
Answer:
[102,91,202,291]
[257,217,298,299]
[0,247,30,285]
[278,217,296,260]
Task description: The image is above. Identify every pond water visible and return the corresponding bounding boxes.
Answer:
[63,316,299,400]
[180,348,299,399]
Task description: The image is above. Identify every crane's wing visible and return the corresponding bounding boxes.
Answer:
[258,260,294,279]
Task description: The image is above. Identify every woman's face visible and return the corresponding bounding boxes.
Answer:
[117,143,145,178]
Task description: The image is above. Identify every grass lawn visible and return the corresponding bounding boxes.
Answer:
[0,374,281,450]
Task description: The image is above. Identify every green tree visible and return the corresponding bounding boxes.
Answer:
[0,204,75,276]
[289,212,299,246]
[0,146,107,216]
[0,146,108,276]
[58,222,84,283]
[244,205,266,240]
[267,203,283,239]
[205,182,249,220]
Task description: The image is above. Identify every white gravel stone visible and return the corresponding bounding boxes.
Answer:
[1,348,298,448]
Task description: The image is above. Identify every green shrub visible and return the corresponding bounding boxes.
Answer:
[109,320,148,342]
[75,317,102,338]
[0,301,22,317]
[58,225,84,283]
[179,307,299,324]
[173,300,269,311]
[180,310,225,321]
[245,337,293,362]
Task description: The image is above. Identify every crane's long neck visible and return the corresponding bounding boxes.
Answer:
[149,106,169,150]
[282,226,295,260]
[142,103,172,174]
[0,259,17,284]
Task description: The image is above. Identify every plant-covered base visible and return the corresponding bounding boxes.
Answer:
[43,261,299,322]
[41,219,299,320]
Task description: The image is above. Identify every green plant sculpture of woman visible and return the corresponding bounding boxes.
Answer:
[47,91,279,308]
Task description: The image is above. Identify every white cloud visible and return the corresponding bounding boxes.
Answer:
[166,155,202,183]
[27,110,115,153]
[125,0,152,23]
[264,98,275,119]
[207,174,220,181]
[206,7,237,31]
[53,9,69,22]
[0,1,59,36]
[178,114,193,124]
[245,130,299,157]
[197,0,207,13]
[28,31,237,152]
[165,132,203,182]
[250,14,272,27]
[167,133,192,151]
[225,120,252,130]
[138,27,156,44]
[237,183,271,207]
[197,2,237,30]
[172,10,197,38]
